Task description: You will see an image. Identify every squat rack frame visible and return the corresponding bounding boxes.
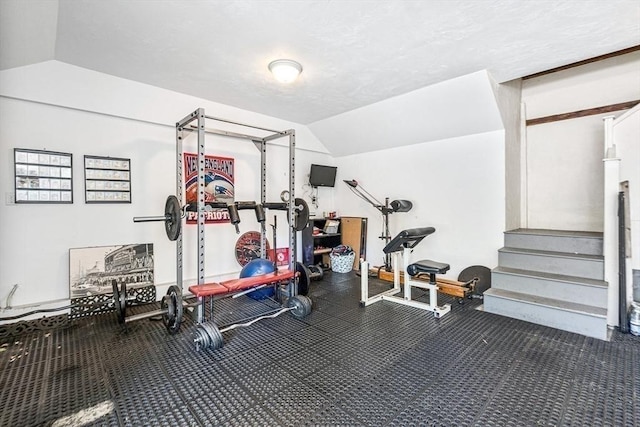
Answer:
[175,109,298,314]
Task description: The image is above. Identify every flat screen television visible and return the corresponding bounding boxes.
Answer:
[309,164,337,187]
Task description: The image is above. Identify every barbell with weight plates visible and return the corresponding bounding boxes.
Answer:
[193,295,312,350]
[133,195,309,241]
[121,286,186,335]
[133,195,182,241]
[110,280,159,324]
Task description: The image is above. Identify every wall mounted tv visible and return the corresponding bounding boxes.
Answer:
[309,164,337,187]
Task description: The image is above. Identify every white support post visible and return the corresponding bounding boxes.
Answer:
[403,246,412,301]
[603,115,620,327]
[360,259,369,305]
[393,253,400,287]
[520,102,528,229]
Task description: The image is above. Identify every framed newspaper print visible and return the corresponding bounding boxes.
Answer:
[84,155,131,203]
[14,148,73,203]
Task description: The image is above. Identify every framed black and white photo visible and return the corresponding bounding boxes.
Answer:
[69,243,154,299]
[14,148,73,203]
[84,155,131,203]
[68,243,156,319]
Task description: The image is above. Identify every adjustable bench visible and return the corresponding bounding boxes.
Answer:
[360,227,452,318]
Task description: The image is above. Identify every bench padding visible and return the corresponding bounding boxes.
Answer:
[406,260,450,277]
[189,270,295,298]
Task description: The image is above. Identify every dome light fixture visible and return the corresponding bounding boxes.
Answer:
[268,59,303,83]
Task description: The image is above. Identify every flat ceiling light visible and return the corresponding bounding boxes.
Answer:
[268,59,302,83]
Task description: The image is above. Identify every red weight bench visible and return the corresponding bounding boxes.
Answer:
[189,270,295,297]
[189,269,296,324]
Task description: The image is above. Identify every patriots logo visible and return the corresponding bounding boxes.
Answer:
[215,185,234,198]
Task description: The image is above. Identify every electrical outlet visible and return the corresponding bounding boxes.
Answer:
[5,192,15,205]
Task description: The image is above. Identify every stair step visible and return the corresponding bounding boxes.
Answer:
[492,267,608,309]
[483,288,608,340]
[505,228,603,256]
[498,247,604,280]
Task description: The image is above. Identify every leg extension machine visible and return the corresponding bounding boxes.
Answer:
[360,227,451,318]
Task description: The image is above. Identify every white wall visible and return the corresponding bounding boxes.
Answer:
[308,70,504,157]
[527,113,613,231]
[335,130,505,279]
[0,61,334,310]
[522,51,640,231]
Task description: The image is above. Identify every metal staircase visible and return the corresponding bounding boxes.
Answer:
[484,229,609,340]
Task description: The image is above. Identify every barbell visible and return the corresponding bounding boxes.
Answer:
[133,195,182,241]
[110,279,161,324]
[118,285,186,335]
[133,195,309,241]
[193,294,312,350]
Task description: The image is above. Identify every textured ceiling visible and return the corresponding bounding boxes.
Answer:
[1,0,639,125]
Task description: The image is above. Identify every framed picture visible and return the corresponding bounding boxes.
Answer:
[14,148,73,203]
[69,243,154,299]
[84,155,131,203]
[68,243,155,319]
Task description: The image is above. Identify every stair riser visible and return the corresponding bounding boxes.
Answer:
[498,251,603,280]
[484,294,608,340]
[504,233,602,256]
[491,272,608,309]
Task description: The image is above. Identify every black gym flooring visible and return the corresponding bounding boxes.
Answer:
[1,272,638,426]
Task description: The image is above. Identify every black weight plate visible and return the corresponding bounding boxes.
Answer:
[294,198,309,231]
[288,295,312,319]
[458,265,491,296]
[119,282,127,322]
[162,285,183,335]
[295,262,311,296]
[164,195,182,241]
[162,294,174,320]
[287,198,310,231]
[160,295,169,321]
[194,322,224,351]
[111,280,124,324]
[205,323,224,350]
[112,281,126,324]
[193,324,208,351]
[300,295,312,315]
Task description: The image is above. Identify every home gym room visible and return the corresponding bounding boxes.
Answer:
[0,1,639,426]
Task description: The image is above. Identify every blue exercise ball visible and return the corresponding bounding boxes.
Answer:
[240,258,276,300]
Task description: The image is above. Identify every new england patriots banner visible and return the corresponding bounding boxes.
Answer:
[183,153,235,224]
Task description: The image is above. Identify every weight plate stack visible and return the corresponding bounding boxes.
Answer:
[193,322,224,351]
[287,295,312,319]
